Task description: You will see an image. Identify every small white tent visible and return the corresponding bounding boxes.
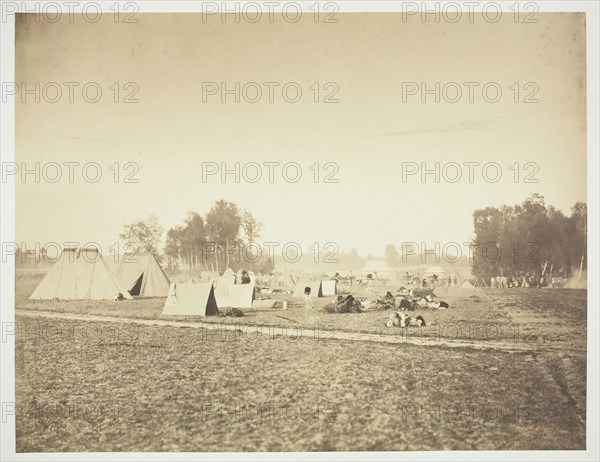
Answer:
[162,281,219,316]
[291,279,337,297]
[293,280,323,298]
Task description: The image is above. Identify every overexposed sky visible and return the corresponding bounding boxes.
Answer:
[16,12,586,256]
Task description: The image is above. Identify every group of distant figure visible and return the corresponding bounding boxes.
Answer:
[408,273,458,289]
[490,274,566,288]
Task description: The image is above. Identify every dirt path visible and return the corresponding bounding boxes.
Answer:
[15,309,584,355]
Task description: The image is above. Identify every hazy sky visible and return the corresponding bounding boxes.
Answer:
[16,12,586,256]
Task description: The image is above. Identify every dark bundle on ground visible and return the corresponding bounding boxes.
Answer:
[324,295,363,314]
[221,308,244,317]
[398,298,414,311]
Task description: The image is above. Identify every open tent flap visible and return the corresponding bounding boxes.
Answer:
[162,282,219,316]
[110,256,145,292]
[141,256,171,297]
[129,273,144,296]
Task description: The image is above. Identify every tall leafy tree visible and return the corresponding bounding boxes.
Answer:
[120,215,164,255]
[205,200,242,270]
[164,225,184,268]
[241,210,263,244]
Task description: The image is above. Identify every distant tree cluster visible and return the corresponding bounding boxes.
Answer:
[120,200,274,274]
[165,200,273,273]
[472,194,586,280]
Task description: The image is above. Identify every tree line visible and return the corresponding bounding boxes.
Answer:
[119,200,274,273]
[471,194,586,280]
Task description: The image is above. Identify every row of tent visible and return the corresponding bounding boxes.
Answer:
[29,249,169,300]
[28,249,477,317]
[163,278,339,316]
[29,248,340,300]
[28,249,257,309]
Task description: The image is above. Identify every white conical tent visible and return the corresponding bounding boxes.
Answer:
[361,260,396,280]
[162,281,219,316]
[30,248,133,300]
[110,253,171,297]
[361,260,393,273]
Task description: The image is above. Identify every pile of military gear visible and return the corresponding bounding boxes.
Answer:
[323,294,364,313]
[367,291,398,311]
[220,308,245,317]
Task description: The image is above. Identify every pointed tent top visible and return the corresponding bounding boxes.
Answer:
[222,268,235,278]
[361,260,393,273]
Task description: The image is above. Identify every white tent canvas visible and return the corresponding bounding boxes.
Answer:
[216,268,236,286]
[162,282,219,316]
[293,280,322,298]
[320,280,337,296]
[30,248,132,300]
[360,260,398,282]
[214,281,255,308]
[385,271,403,285]
[361,260,393,274]
[222,268,235,278]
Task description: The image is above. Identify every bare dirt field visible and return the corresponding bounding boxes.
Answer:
[14,271,587,451]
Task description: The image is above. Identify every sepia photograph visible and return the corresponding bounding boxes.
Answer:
[0,1,598,460]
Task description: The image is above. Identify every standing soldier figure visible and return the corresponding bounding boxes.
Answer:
[304,286,313,309]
